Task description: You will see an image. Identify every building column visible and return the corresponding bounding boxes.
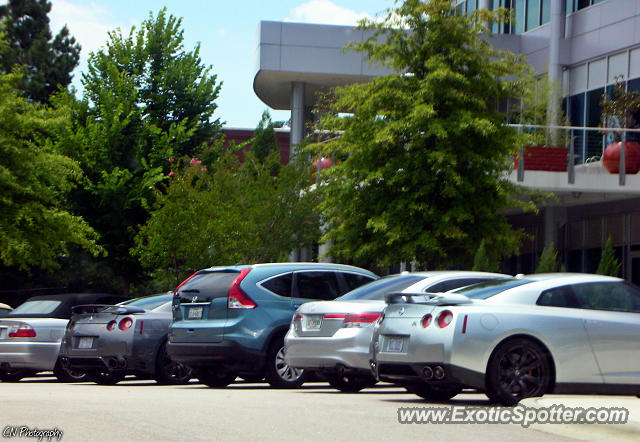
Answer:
[290,81,306,159]
[547,0,566,130]
[478,0,491,11]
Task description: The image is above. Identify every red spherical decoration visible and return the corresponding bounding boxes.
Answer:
[602,141,640,174]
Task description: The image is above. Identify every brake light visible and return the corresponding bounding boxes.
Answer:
[9,325,36,338]
[323,313,346,319]
[437,310,453,328]
[228,268,257,309]
[119,317,133,331]
[107,320,117,331]
[421,314,432,328]
[343,312,381,327]
[462,315,468,334]
[139,320,144,334]
[175,271,198,294]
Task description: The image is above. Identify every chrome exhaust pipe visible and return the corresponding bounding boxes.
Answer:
[422,366,434,380]
[107,358,119,369]
[433,365,445,380]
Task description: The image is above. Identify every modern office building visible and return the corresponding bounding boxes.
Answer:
[252,0,640,283]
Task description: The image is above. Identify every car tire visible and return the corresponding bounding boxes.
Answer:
[486,337,552,406]
[154,342,193,385]
[264,339,305,389]
[197,369,237,388]
[53,358,87,382]
[404,383,462,401]
[0,369,27,382]
[86,371,126,385]
[327,372,377,393]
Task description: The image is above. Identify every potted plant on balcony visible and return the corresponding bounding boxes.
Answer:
[600,78,640,174]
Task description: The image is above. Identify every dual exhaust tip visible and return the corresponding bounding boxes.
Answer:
[107,357,127,369]
[422,365,445,380]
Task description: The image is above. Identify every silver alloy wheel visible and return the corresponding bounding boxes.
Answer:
[274,346,303,381]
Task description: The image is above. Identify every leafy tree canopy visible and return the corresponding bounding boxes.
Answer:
[252,109,278,163]
[0,0,80,103]
[596,235,621,277]
[307,0,531,269]
[54,8,222,294]
[536,242,561,273]
[0,65,101,270]
[134,150,321,289]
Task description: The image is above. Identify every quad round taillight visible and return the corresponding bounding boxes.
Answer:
[106,320,117,331]
[421,314,432,328]
[119,317,133,331]
[437,310,453,328]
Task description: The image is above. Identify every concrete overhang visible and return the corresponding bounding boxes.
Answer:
[253,21,394,110]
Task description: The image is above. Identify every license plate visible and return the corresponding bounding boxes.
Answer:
[387,336,403,352]
[78,337,93,349]
[188,306,203,319]
[305,315,323,330]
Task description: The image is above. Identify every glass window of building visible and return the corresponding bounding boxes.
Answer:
[526,0,540,31]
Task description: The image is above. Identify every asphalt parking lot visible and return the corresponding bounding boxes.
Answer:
[4,375,638,441]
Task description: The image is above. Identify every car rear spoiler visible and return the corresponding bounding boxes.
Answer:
[384,292,473,306]
[72,304,146,315]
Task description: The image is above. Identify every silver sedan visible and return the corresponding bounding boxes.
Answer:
[371,273,640,405]
[285,271,509,392]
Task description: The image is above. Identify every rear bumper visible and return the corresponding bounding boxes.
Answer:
[284,328,372,371]
[166,340,264,372]
[372,361,485,390]
[0,341,60,371]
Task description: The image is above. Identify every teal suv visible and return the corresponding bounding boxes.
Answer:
[167,263,377,388]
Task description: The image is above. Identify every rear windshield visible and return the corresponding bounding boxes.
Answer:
[338,275,427,301]
[9,300,61,315]
[125,294,172,310]
[176,271,240,302]
[452,278,533,299]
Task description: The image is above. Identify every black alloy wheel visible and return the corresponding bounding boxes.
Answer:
[486,338,552,406]
[197,369,237,388]
[53,358,87,382]
[154,342,193,385]
[404,383,463,401]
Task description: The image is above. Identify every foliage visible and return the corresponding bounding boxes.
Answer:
[133,151,321,289]
[536,242,561,273]
[306,0,531,269]
[54,9,222,293]
[471,239,500,273]
[0,68,101,270]
[600,77,640,136]
[252,110,279,163]
[0,0,80,103]
[596,235,621,277]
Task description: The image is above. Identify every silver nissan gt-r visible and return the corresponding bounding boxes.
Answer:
[284,271,509,392]
[59,293,192,385]
[371,273,640,405]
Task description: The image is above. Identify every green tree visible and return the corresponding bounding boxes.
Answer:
[471,239,500,273]
[536,242,561,273]
[55,9,222,294]
[596,235,621,277]
[251,110,278,163]
[0,0,80,103]
[0,64,100,270]
[133,151,321,288]
[307,0,530,269]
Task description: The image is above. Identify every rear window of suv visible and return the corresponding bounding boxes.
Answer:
[176,271,240,302]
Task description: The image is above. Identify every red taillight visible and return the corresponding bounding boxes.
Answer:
[9,325,36,338]
[119,317,133,331]
[421,314,432,328]
[462,315,468,334]
[323,313,346,319]
[437,310,453,328]
[343,312,381,327]
[175,271,198,294]
[227,268,257,309]
[139,320,144,334]
[107,320,117,331]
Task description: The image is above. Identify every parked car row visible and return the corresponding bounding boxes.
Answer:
[2,266,639,407]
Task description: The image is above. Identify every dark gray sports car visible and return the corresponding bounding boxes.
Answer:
[59,293,192,385]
